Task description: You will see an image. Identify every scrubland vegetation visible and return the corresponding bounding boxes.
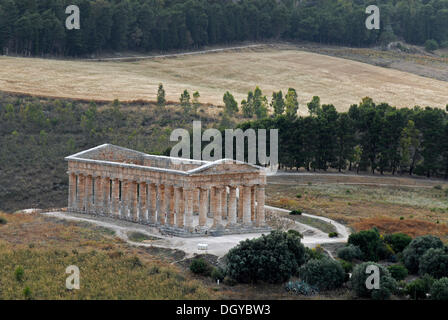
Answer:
[0,92,226,212]
[187,229,448,300]
[0,211,214,299]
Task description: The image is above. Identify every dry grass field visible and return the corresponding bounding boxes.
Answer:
[267,174,448,240]
[0,211,215,300]
[1,44,448,114]
[0,211,350,300]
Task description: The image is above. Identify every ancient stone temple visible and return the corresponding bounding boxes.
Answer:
[65,144,270,237]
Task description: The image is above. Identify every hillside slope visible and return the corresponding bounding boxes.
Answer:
[1,45,447,113]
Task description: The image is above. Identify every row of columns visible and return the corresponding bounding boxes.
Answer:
[68,173,266,231]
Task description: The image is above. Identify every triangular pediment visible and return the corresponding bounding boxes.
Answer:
[188,159,261,175]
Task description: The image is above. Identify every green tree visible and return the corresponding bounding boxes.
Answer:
[285,88,299,117]
[223,91,238,115]
[399,120,421,175]
[157,84,166,107]
[271,90,284,116]
[226,231,306,284]
[307,96,321,116]
[180,89,191,111]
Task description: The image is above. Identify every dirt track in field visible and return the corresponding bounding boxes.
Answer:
[1,44,447,113]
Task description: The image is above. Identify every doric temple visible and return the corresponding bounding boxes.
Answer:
[65,144,270,236]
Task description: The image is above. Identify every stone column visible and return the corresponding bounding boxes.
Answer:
[130,181,138,222]
[149,183,157,224]
[221,187,227,219]
[238,186,244,222]
[176,187,184,228]
[209,187,215,218]
[168,185,175,226]
[111,178,120,218]
[77,174,85,212]
[193,188,200,214]
[251,186,256,221]
[139,182,147,222]
[103,177,111,215]
[184,188,193,231]
[243,185,251,225]
[121,180,129,219]
[94,176,103,215]
[159,184,166,225]
[256,185,266,227]
[199,188,208,227]
[213,186,223,228]
[228,186,237,225]
[85,175,93,214]
[68,173,76,211]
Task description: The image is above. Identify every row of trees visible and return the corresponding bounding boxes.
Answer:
[235,96,448,178]
[1,0,447,56]
[152,84,448,179]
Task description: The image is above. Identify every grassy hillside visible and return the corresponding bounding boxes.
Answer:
[0,92,229,212]
[0,211,214,300]
[267,174,448,240]
[1,45,447,113]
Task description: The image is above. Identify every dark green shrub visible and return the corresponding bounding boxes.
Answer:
[419,248,448,278]
[211,267,225,282]
[226,231,306,283]
[348,228,383,261]
[287,229,303,239]
[299,258,345,291]
[328,232,338,238]
[403,235,444,274]
[337,245,363,261]
[23,287,32,300]
[424,39,439,52]
[405,275,434,300]
[289,210,302,215]
[0,217,7,225]
[339,260,353,273]
[190,258,212,276]
[295,194,302,199]
[384,233,412,253]
[285,280,318,296]
[351,262,397,300]
[305,245,326,261]
[129,256,143,268]
[430,277,448,300]
[223,276,237,286]
[388,264,408,281]
[15,266,24,281]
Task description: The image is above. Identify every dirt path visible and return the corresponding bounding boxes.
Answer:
[271,171,448,188]
[40,206,350,258]
[88,44,264,62]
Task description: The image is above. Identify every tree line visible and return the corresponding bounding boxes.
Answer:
[1,0,447,56]
[232,94,448,179]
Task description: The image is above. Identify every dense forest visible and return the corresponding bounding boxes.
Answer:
[0,0,447,56]
[236,95,448,178]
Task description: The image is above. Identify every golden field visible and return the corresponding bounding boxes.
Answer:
[1,45,448,114]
